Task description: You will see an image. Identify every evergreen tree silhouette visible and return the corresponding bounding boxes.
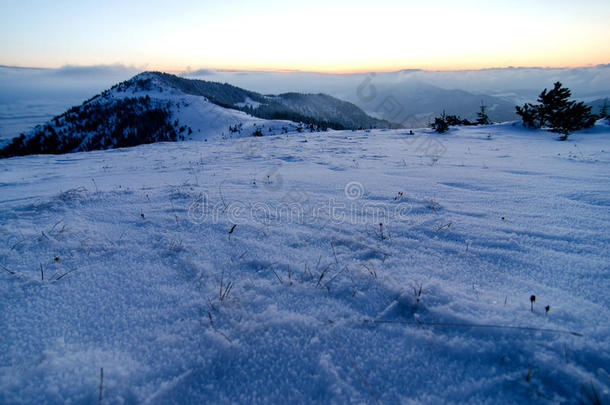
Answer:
[515,82,595,139]
[476,102,491,125]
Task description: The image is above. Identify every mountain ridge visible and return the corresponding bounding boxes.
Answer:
[132,72,395,129]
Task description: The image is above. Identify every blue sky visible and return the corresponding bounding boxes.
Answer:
[1,0,609,72]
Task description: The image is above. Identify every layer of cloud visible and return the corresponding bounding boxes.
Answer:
[174,65,610,102]
[50,64,140,79]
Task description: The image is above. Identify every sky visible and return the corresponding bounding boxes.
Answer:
[1,0,609,72]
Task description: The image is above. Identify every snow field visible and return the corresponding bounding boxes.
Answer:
[0,123,609,404]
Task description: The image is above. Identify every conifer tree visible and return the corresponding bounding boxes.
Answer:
[476,101,491,125]
[515,82,595,139]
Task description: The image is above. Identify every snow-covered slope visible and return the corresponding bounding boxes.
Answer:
[0,123,609,404]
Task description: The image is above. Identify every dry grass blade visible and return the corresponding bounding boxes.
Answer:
[316,264,331,287]
[271,268,284,285]
[330,241,339,265]
[221,282,233,301]
[1,264,16,276]
[11,237,26,250]
[435,222,452,232]
[219,269,233,301]
[325,266,349,287]
[53,267,79,282]
[98,367,103,404]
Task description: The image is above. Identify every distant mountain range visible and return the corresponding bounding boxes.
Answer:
[344,80,519,127]
[349,82,608,128]
[0,72,393,158]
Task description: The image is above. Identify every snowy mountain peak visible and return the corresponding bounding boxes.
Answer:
[0,72,394,158]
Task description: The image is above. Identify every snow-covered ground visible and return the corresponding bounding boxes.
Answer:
[0,123,609,404]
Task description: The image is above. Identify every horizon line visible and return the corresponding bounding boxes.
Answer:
[1,62,609,75]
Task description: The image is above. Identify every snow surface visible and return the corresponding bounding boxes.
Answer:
[0,123,609,404]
